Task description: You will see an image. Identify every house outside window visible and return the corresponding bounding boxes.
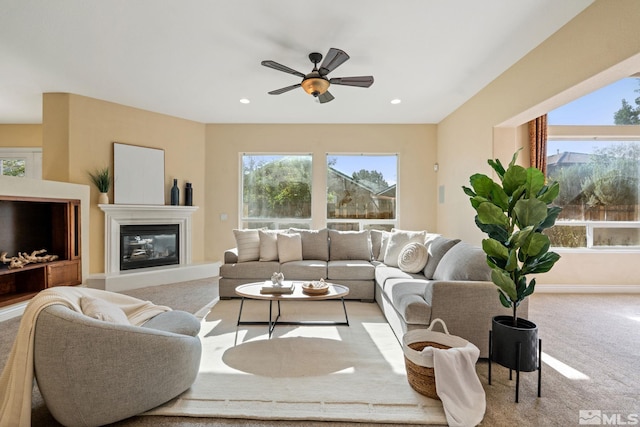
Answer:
[326,154,397,231]
[240,154,312,229]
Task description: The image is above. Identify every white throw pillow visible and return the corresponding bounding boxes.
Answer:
[398,243,429,273]
[383,229,427,267]
[259,230,280,261]
[377,230,390,262]
[277,233,303,263]
[80,296,130,325]
[233,228,262,262]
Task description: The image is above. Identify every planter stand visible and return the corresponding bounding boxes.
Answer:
[488,329,542,402]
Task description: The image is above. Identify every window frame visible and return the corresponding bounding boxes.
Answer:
[0,147,42,179]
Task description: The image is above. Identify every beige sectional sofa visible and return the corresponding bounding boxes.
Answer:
[219,228,526,357]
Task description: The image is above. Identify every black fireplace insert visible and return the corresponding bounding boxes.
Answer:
[120,224,179,271]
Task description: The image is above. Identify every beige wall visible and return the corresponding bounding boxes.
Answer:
[42,93,207,274]
[437,0,640,286]
[0,124,42,148]
[205,124,437,261]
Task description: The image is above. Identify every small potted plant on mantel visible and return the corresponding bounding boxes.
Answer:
[88,166,111,204]
[462,149,562,373]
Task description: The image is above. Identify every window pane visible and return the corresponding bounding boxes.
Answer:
[547,141,640,222]
[593,227,640,247]
[327,155,397,222]
[544,225,587,248]
[241,155,312,227]
[0,159,26,177]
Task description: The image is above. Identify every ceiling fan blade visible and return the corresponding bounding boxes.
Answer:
[318,48,350,76]
[329,76,374,88]
[268,84,301,95]
[318,91,334,104]
[261,60,306,78]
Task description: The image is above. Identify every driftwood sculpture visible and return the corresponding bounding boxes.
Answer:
[1,250,59,269]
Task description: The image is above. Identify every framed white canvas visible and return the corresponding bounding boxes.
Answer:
[113,142,165,205]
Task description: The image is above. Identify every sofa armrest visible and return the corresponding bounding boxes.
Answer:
[224,248,239,264]
[425,280,528,357]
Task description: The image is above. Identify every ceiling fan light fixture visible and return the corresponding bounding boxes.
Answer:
[302,77,330,97]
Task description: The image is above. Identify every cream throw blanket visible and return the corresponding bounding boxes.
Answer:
[0,287,171,427]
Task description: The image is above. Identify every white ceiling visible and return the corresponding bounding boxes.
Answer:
[0,0,593,125]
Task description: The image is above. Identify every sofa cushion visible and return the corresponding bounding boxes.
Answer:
[398,243,429,273]
[328,230,371,260]
[289,228,329,261]
[258,230,281,261]
[80,296,130,325]
[422,236,461,279]
[328,260,375,281]
[375,265,424,289]
[383,229,427,267]
[220,261,280,279]
[141,310,201,337]
[433,242,491,281]
[377,230,390,261]
[233,228,262,262]
[280,260,327,281]
[382,279,432,325]
[278,233,303,263]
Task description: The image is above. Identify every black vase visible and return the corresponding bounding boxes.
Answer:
[185,182,193,206]
[491,315,538,372]
[170,179,179,206]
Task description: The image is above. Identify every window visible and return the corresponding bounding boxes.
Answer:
[0,148,42,179]
[241,154,312,229]
[326,154,397,231]
[546,77,640,249]
[546,139,640,248]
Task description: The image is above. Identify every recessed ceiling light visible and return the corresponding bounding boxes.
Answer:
[239,98,250,104]
[390,99,401,105]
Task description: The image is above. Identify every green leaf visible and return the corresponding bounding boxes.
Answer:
[489,183,509,210]
[522,278,536,298]
[477,202,509,227]
[475,217,510,242]
[503,165,527,196]
[510,226,534,249]
[482,238,508,260]
[462,186,476,198]
[521,232,550,258]
[469,174,495,198]
[508,185,526,213]
[523,251,561,274]
[538,181,560,204]
[488,158,506,180]
[508,148,522,168]
[470,195,488,210]
[505,249,518,272]
[538,206,562,231]
[491,269,517,301]
[525,167,545,198]
[514,198,548,227]
[498,290,512,308]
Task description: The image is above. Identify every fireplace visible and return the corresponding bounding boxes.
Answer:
[120,224,179,271]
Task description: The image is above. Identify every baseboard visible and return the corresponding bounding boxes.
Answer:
[536,284,640,293]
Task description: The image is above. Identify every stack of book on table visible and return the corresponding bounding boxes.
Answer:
[260,280,295,294]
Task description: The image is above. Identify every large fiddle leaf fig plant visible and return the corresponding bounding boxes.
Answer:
[462,150,562,326]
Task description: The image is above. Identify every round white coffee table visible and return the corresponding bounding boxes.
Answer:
[235,282,350,337]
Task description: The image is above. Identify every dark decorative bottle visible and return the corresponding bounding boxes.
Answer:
[185,182,193,206]
[170,179,179,205]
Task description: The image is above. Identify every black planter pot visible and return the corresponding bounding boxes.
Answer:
[491,315,538,372]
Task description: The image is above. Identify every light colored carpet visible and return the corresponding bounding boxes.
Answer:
[146,298,448,424]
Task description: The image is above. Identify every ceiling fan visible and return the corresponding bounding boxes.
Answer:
[261,48,374,103]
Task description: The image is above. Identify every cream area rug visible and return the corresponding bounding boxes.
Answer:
[147,298,447,424]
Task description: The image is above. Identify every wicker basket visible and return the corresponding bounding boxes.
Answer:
[402,318,469,400]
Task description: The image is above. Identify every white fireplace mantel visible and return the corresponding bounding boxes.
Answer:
[99,204,198,274]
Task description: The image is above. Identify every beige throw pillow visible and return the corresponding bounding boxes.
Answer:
[80,296,130,325]
[277,233,303,263]
[233,228,262,262]
[328,230,372,260]
[258,230,280,261]
[383,229,427,267]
